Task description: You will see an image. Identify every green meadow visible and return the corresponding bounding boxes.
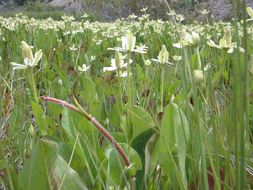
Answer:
[0,6,252,190]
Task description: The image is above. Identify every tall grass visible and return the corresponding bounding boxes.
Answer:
[0,1,252,189]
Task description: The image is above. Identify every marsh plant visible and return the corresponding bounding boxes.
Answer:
[0,4,252,190]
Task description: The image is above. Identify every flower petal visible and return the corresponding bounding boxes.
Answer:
[34,49,43,66]
[103,66,117,72]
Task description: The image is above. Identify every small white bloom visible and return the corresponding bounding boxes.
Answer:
[10,46,43,70]
[122,31,136,51]
[172,56,182,62]
[158,45,169,64]
[78,64,90,72]
[193,70,204,84]
[141,7,148,12]
[103,52,132,73]
[200,9,210,15]
[69,44,78,51]
[91,56,96,61]
[144,59,151,66]
[108,32,147,54]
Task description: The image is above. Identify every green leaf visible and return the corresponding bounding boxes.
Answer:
[31,101,47,134]
[0,160,8,170]
[158,103,189,189]
[20,143,51,190]
[128,105,155,140]
[61,108,75,138]
[50,155,88,190]
[106,143,142,186]
[111,132,127,143]
[144,134,159,184]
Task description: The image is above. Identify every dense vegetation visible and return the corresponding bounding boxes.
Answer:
[0,4,253,190]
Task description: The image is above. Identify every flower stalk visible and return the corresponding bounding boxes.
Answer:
[127,51,132,106]
[28,68,38,103]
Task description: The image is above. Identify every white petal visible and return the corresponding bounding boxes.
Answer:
[120,72,128,78]
[10,62,23,66]
[34,50,43,65]
[103,66,117,72]
[173,43,183,49]
[24,58,34,66]
[227,48,234,54]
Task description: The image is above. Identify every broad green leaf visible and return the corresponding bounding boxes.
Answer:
[158,103,189,189]
[0,160,8,170]
[61,108,75,138]
[50,155,88,190]
[20,143,51,190]
[144,134,159,184]
[128,105,155,140]
[131,129,154,189]
[31,101,47,134]
[111,132,127,143]
[106,143,142,186]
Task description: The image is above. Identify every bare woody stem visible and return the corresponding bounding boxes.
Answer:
[40,96,131,167]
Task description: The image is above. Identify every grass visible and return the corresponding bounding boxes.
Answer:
[0,2,252,190]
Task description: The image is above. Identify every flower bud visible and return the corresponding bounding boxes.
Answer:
[21,41,33,60]
[158,45,169,64]
[220,28,232,48]
[29,125,35,137]
[191,32,200,47]
[115,51,124,68]
[193,70,204,83]
[122,31,136,51]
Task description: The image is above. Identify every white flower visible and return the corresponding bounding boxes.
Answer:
[108,31,147,53]
[200,9,210,15]
[141,7,148,12]
[78,64,90,72]
[158,45,169,64]
[167,10,176,16]
[122,31,136,51]
[172,56,182,62]
[144,59,151,66]
[175,14,185,22]
[117,71,130,78]
[207,28,244,53]
[91,56,96,61]
[69,44,78,51]
[103,51,132,72]
[193,70,204,84]
[10,41,43,70]
[173,31,200,48]
[103,58,129,72]
[152,45,173,65]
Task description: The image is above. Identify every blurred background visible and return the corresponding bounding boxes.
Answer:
[0,0,253,21]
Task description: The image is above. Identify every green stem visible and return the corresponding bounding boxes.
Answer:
[127,51,132,106]
[28,68,38,104]
[196,47,202,70]
[184,48,209,190]
[160,68,165,112]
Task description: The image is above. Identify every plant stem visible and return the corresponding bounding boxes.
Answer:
[28,68,38,104]
[127,51,132,106]
[196,47,202,70]
[160,68,165,112]
[40,96,135,189]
